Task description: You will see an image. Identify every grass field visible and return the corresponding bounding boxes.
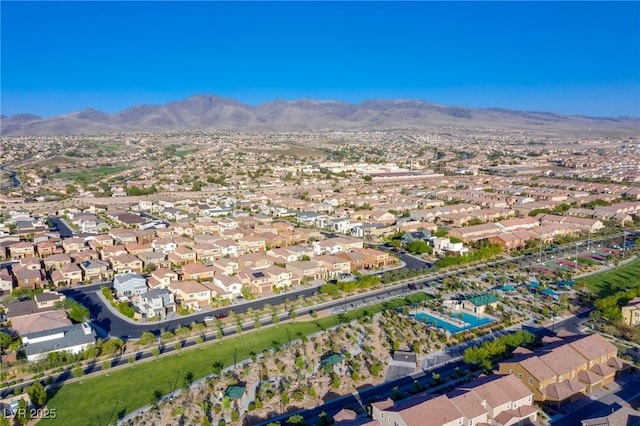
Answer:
[583,257,640,297]
[175,148,198,159]
[100,145,121,153]
[42,293,430,425]
[54,166,131,183]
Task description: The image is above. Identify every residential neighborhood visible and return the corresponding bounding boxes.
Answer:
[0,128,639,426]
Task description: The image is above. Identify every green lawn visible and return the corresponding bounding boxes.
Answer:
[100,145,121,153]
[583,257,640,297]
[54,166,131,183]
[42,293,431,425]
[175,148,198,159]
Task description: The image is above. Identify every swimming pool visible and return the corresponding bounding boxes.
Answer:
[415,311,494,333]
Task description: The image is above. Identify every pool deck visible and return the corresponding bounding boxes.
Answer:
[416,308,467,327]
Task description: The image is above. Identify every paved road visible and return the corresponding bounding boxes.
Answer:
[60,278,428,340]
[49,216,74,238]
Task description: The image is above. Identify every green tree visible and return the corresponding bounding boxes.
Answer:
[287,414,306,425]
[331,373,340,389]
[407,240,432,255]
[151,347,160,360]
[102,338,124,356]
[137,331,156,346]
[222,396,231,410]
[241,285,253,300]
[15,399,31,425]
[72,366,84,379]
[62,299,90,323]
[27,381,47,407]
[0,331,13,351]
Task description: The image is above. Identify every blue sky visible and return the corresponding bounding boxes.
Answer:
[2,1,639,117]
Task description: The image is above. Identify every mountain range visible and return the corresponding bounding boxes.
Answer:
[2,94,639,136]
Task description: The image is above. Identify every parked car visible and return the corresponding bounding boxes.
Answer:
[214,313,228,319]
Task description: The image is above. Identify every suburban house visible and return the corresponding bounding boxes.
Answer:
[135,288,175,319]
[370,374,537,426]
[238,269,273,294]
[167,246,197,266]
[61,237,86,254]
[181,263,216,282]
[110,253,143,274]
[79,260,112,282]
[621,296,640,326]
[237,234,266,253]
[359,247,396,268]
[337,250,368,271]
[13,268,43,290]
[212,273,243,296]
[22,322,96,362]
[100,245,128,261]
[193,242,220,263]
[168,280,211,310]
[8,241,35,259]
[152,238,178,254]
[36,240,63,258]
[315,254,352,277]
[285,260,328,281]
[113,273,148,298]
[148,268,179,289]
[50,263,83,286]
[498,333,624,406]
[43,253,72,271]
[137,251,167,269]
[0,268,13,293]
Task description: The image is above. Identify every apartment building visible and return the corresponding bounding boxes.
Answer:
[621,297,640,326]
[370,374,537,426]
[498,333,623,406]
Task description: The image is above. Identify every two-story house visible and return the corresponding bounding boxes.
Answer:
[181,262,216,282]
[498,333,623,406]
[167,280,211,310]
[8,242,35,259]
[148,268,178,289]
[135,288,175,319]
[113,273,148,298]
[79,260,112,282]
[51,262,83,286]
[110,253,143,274]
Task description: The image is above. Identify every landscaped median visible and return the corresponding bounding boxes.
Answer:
[41,293,430,425]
